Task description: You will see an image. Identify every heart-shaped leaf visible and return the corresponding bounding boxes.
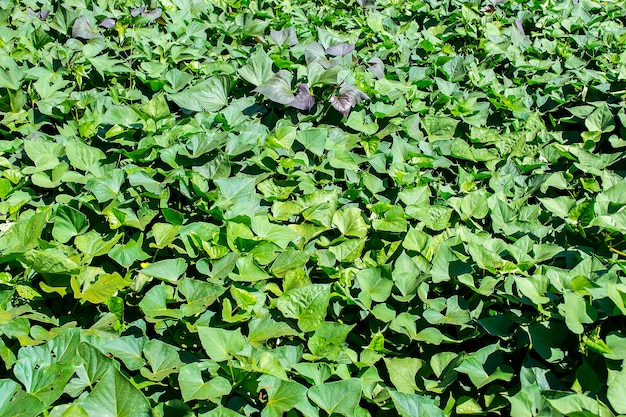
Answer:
[367,56,385,79]
[270,27,298,46]
[289,84,315,111]
[326,43,355,57]
[253,70,294,105]
[330,84,368,118]
[72,16,99,40]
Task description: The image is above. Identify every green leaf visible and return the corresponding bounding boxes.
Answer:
[384,357,424,393]
[277,284,331,332]
[75,231,122,258]
[139,284,184,321]
[0,380,46,417]
[80,272,129,304]
[22,249,81,275]
[389,391,446,417]
[238,48,274,87]
[141,339,184,381]
[308,322,354,359]
[197,327,246,362]
[346,110,379,135]
[332,207,368,238]
[356,268,393,303]
[248,315,299,345]
[0,211,47,255]
[140,258,187,282]
[259,376,309,417]
[103,336,147,371]
[179,363,231,402]
[80,368,151,417]
[13,360,75,405]
[52,206,90,243]
[179,278,226,316]
[585,102,615,133]
[270,249,310,277]
[422,115,459,141]
[607,365,626,414]
[308,378,361,417]
[77,342,113,385]
[562,291,596,334]
[251,216,300,249]
[85,170,125,203]
[168,76,229,112]
[65,141,105,172]
[109,235,149,268]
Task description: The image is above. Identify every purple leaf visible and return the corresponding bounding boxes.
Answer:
[131,7,162,22]
[367,57,385,79]
[356,0,376,8]
[289,84,315,111]
[131,7,145,17]
[330,84,369,118]
[330,94,353,118]
[326,43,355,57]
[99,18,116,29]
[39,9,50,20]
[144,8,162,20]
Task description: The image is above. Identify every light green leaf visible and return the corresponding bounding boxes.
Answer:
[277,284,331,332]
[80,272,129,304]
[168,76,229,112]
[422,115,459,141]
[52,206,89,244]
[356,267,393,304]
[384,357,424,393]
[140,258,187,282]
[65,142,105,172]
[22,249,81,275]
[608,365,626,414]
[332,207,368,238]
[238,48,274,87]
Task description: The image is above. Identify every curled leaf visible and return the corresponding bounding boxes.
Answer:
[367,56,385,79]
[515,18,525,35]
[131,7,145,17]
[131,7,162,21]
[144,8,162,21]
[326,43,355,57]
[99,18,116,29]
[270,27,298,46]
[72,16,99,40]
[356,0,376,8]
[289,84,315,111]
[253,70,295,105]
[330,84,368,118]
[27,8,50,20]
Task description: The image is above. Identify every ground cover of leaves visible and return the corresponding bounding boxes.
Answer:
[1,0,626,415]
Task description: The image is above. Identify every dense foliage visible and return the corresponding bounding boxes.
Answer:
[1,0,626,415]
